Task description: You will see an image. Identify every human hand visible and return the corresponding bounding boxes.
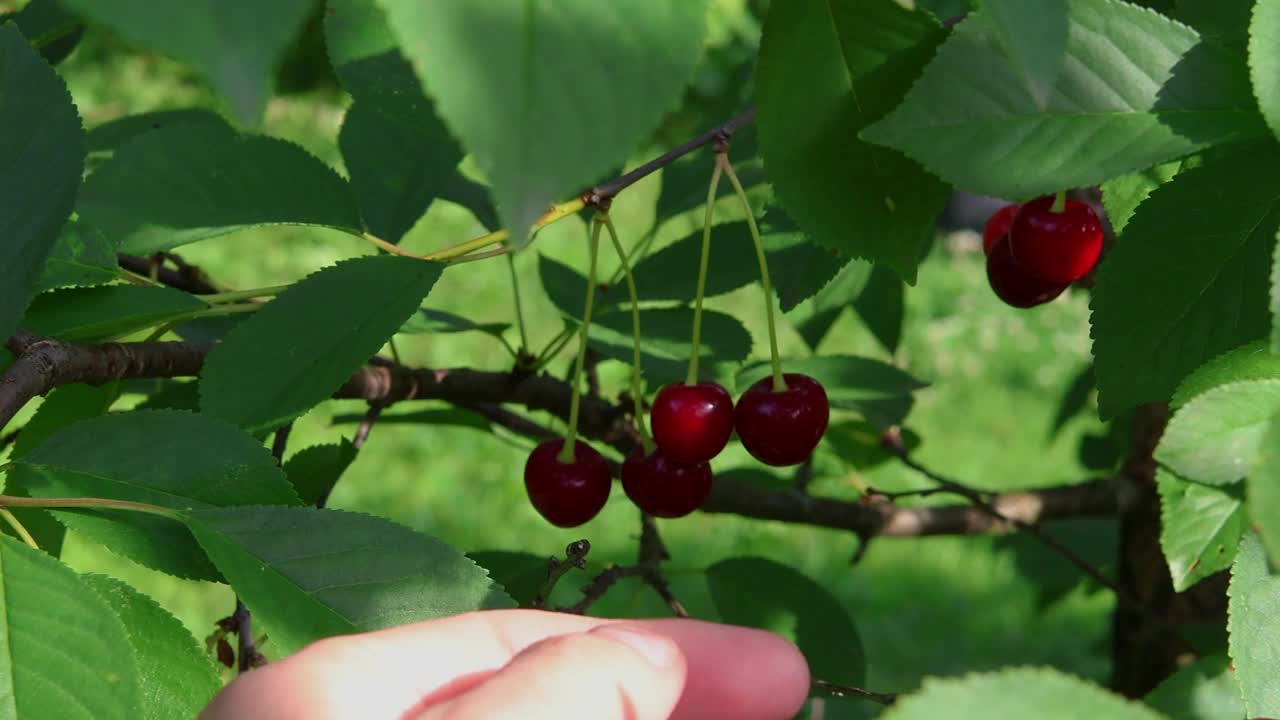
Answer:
[200,609,810,719]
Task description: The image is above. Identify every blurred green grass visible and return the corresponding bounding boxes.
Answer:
[30,8,1113,710]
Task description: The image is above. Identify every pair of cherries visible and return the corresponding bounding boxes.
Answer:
[525,373,830,527]
[983,195,1103,308]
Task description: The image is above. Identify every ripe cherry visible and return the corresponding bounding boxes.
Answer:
[734,373,829,466]
[621,448,712,518]
[523,439,611,527]
[651,381,735,463]
[986,232,1069,308]
[1008,195,1103,284]
[982,203,1019,255]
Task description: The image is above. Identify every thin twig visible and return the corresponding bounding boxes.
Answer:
[531,539,591,609]
[811,679,897,706]
[352,403,384,451]
[564,514,688,616]
[231,600,263,673]
[270,424,292,463]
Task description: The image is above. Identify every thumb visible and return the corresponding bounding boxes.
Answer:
[413,624,687,720]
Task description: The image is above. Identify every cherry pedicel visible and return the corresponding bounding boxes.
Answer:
[1008,194,1103,284]
[982,203,1019,255]
[621,448,713,518]
[734,373,830,466]
[651,381,735,463]
[524,439,612,528]
[986,232,1069,308]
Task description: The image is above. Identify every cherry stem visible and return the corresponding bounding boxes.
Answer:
[687,158,725,386]
[0,507,38,550]
[557,220,603,463]
[720,153,787,392]
[1050,190,1067,213]
[601,215,655,453]
[199,284,290,305]
[0,493,177,519]
[507,253,530,351]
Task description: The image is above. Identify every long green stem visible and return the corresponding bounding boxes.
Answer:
[557,221,602,462]
[507,253,530,351]
[0,493,178,519]
[720,153,786,392]
[602,215,654,451]
[688,160,724,385]
[0,507,38,550]
[200,284,291,305]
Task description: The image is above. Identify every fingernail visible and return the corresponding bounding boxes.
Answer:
[592,625,680,669]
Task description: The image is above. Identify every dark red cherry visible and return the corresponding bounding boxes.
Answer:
[986,232,1069,308]
[523,439,611,527]
[733,373,829,467]
[621,448,712,518]
[982,203,1019,255]
[651,381,735,463]
[1008,195,1103,283]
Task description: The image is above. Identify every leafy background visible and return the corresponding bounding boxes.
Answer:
[1,0,1121,714]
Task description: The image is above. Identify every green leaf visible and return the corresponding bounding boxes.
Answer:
[12,383,118,459]
[581,307,753,386]
[22,285,206,342]
[8,410,301,580]
[628,223,761,305]
[1227,533,1280,717]
[1252,0,1280,142]
[852,263,906,353]
[1050,363,1095,436]
[1090,144,1280,417]
[1157,468,1245,592]
[737,355,926,427]
[996,517,1119,607]
[756,0,949,281]
[1171,339,1280,408]
[1176,0,1253,49]
[862,0,1267,200]
[77,123,362,254]
[398,308,509,339]
[339,101,462,244]
[1100,159,1186,236]
[1143,653,1245,720]
[35,220,118,292]
[85,108,231,154]
[59,0,313,123]
[1154,379,1280,486]
[1248,417,1280,565]
[786,260,875,349]
[0,535,141,719]
[82,574,221,720]
[3,0,84,65]
[707,556,865,689]
[824,420,919,471]
[763,231,852,313]
[882,668,1164,720]
[283,440,358,506]
[184,505,515,657]
[200,256,444,432]
[0,23,84,348]
[981,0,1068,108]
[377,0,707,245]
[467,550,557,609]
[325,0,437,127]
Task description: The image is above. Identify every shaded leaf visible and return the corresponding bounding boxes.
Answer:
[82,574,221,720]
[737,355,926,427]
[757,0,949,281]
[0,535,141,719]
[330,407,492,432]
[0,23,84,348]
[1155,379,1280,486]
[3,0,84,65]
[1100,159,1186,236]
[85,108,230,154]
[882,668,1163,720]
[852,263,905,354]
[582,307,753,386]
[398,308,509,339]
[78,123,362,254]
[325,0,438,127]
[22,285,205,342]
[467,550,558,609]
[863,0,1266,199]
[185,505,516,656]
[1227,533,1280,717]
[34,220,118,292]
[825,420,919,471]
[200,256,444,433]
[283,439,358,506]
[1050,363,1095,436]
[378,0,707,245]
[996,516,1119,607]
[60,0,313,123]
[1091,144,1280,417]
[8,410,300,580]
[628,222,761,305]
[11,383,118,459]
[1143,654,1245,720]
[708,556,865,690]
[1157,468,1245,592]
[1171,339,1280,408]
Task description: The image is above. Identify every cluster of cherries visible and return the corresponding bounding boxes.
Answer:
[982,193,1103,308]
[525,373,830,528]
